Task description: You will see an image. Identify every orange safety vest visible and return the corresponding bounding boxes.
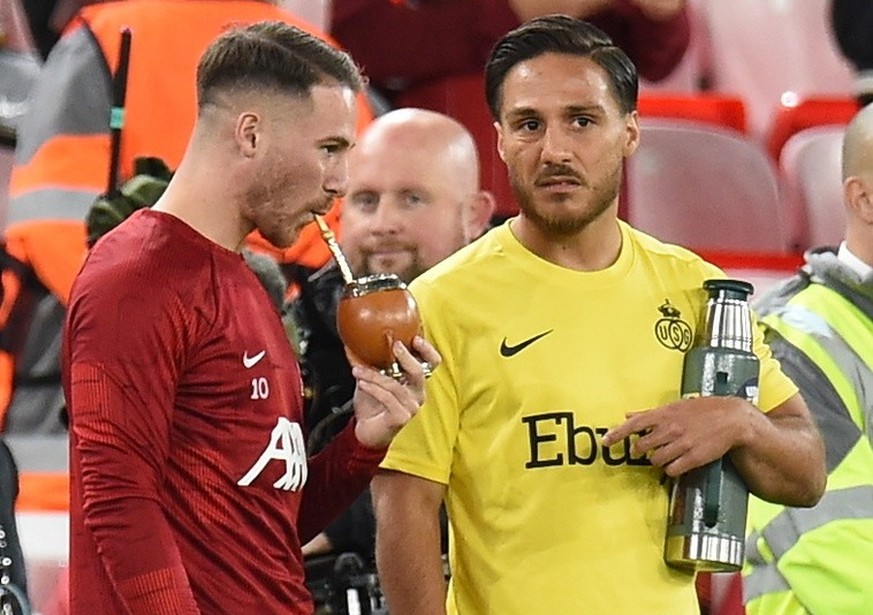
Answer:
[9,1,371,291]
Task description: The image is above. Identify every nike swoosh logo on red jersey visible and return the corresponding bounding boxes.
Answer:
[243,350,266,368]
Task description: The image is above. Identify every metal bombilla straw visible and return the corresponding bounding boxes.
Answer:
[313,214,355,285]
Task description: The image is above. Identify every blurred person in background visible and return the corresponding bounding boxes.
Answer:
[743,102,873,615]
[21,0,333,60]
[331,0,690,105]
[295,107,493,570]
[831,0,873,107]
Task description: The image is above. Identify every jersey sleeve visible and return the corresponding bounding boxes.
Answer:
[753,310,800,412]
[379,279,459,484]
[66,258,202,613]
[296,422,386,543]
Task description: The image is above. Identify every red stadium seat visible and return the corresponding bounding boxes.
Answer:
[627,119,795,254]
[638,93,747,133]
[766,97,859,162]
[697,0,855,139]
[715,572,747,615]
[779,125,845,250]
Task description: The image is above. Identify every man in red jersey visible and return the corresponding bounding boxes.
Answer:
[62,21,439,615]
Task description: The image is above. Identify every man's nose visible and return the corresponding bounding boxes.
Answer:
[540,125,573,164]
[371,199,404,234]
[324,157,349,197]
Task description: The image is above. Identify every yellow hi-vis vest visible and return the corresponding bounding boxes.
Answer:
[744,282,873,614]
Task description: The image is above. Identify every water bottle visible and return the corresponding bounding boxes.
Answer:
[664,279,760,572]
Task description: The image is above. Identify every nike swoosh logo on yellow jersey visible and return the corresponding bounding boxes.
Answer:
[243,350,266,368]
[499,330,553,357]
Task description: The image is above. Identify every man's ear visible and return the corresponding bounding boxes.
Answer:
[236,112,261,157]
[623,110,640,158]
[463,190,497,241]
[844,175,873,224]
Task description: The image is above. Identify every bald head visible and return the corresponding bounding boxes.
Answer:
[842,103,873,180]
[841,104,873,266]
[349,108,482,194]
[341,108,495,282]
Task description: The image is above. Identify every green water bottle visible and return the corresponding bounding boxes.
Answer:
[664,279,760,572]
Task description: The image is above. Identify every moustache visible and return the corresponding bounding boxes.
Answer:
[363,242,413,255]
[311,195,338,216]
[535,165,584,186]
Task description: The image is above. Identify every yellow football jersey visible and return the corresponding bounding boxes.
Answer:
[382,220,797,615]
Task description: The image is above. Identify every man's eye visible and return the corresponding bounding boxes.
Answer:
[520,120,540,131]
[405,194,425,207]
[350,194,378,212]
[573,117,592,128]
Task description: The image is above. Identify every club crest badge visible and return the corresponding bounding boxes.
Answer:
[654,300,693,351]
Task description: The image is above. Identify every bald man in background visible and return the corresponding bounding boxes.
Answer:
[742,103,873,615]
[294,108,494,570]
[339,108,496,284]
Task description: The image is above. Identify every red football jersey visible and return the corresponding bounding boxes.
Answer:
[64,210,383,614]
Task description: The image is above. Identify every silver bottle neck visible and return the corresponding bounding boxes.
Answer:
[703,293,753,352]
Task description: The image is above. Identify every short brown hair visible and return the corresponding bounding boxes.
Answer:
[485,15,638,120]
[197,20,363,109]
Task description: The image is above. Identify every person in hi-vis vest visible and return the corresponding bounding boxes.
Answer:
[743,103,873,615]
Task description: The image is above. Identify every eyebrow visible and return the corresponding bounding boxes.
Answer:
[348,188,376,198]
[504,107,541,122]
[504,103,606,122]
[564,104,606,115]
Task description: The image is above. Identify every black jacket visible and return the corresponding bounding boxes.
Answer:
[0,437,29,610]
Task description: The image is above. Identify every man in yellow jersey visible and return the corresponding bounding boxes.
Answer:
[742,104,873,614]
[372,15,827,615]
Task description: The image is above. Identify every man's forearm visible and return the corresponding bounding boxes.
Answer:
[373,472,447,615]
[730,400,826,507]
[376,510,446,615]
[82,495,201,613]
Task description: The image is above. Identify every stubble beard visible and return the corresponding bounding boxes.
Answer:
[359,219,467,283]
[511,166,622,237]
[361,251,423,284]
[243,168,335,249]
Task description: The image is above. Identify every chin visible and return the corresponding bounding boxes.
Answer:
[268,231,300,249]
